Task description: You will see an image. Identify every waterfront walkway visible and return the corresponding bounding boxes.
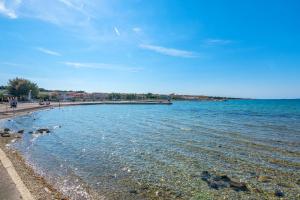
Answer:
[0,162,22,200]
[0,147,34,200]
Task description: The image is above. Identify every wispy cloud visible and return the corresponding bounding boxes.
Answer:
[114,27,120,36]
[62,62,142,72]
[139,44,198,58]
[1,62,21,66]
[36,47,61,56]
[132,27,141,33]
[0,0,20,19]
[0,1,135,44]
[204,39,232,46]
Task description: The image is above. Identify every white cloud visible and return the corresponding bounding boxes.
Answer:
[132,27,141,33]
[36,47,61,56]
[139,44,198,58]
[0,0,20,19]
[114,27,120,36]
[204,39,232,46]
[63,61,142,72]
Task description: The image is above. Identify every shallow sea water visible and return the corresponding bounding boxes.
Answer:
[1,100,300,199]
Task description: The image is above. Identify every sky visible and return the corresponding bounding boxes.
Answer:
[0,0,300,99]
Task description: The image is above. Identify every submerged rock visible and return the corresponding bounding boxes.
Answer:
[1,133,10,137]
[201,171,211,181]
[129,189,138,194]
[201,171,248,192]
[274,189,284,197]
[37,128,50,133]
[229,180,249,192]
[4,128,10,132]
[17,130,24,134]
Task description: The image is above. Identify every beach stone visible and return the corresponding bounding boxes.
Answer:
[208,181,220,190]
[258,175,272,183]
[1,133,10,137]
[297,179,300,186]
[274,189,284,197]
[44,187,51,193]
[201,171,211,181]
[4,128,10,132]
[37,128,50,133]
[155,191,162,197]
[129,189,138,194]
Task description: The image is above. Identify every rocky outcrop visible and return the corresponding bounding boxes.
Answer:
[37,128,50,134]
[1,128,11,137]
[201,171,249,192]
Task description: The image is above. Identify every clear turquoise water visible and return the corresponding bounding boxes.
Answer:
[2,100,300,199]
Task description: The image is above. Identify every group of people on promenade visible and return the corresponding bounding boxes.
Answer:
[8,97,18,108]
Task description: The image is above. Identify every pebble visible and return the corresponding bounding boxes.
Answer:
[258,175,272,183]
[274,189,284,197]
[129,189,138,194]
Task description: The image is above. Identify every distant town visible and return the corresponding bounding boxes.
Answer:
[0,78,238,102]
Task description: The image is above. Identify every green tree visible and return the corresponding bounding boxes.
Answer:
[0,92,4,102]
[8,78,39,99]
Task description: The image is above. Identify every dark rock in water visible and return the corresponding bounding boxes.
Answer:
[174,191,183,198]
[201,171,248,192]
[201,171,211,181]
[37,128,50,133]
[129,189,138,194]
[209,180,229,190]
[28,131,33,134]
[202,171,229,190]
[229,180,248,192]
[17,130,24,134]
[213,175,231,182]
[274,189,284,197]
[4,128,10,132]
[1,133,10,137]
[208,181,220,190]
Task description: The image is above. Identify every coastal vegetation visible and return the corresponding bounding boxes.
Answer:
[7,77,39,100]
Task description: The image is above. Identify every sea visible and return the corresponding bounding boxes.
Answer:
[1,100,300,199]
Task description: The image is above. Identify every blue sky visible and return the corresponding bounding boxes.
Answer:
[0,0,299,98]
